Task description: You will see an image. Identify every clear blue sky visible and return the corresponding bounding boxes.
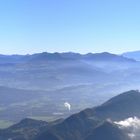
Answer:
[0,0,140,54]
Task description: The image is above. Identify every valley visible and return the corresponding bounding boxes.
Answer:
[0,52,140,130]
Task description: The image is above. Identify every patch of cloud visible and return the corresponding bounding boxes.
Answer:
[115,117,140,128]
[114,117,140,140]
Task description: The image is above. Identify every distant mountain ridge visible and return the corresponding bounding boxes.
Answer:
[83,52,135,62]
[0,52,136,63]
[123,50,140,61]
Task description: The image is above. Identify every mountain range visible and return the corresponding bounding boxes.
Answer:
[0,51,139,139]
[123,51,140,61]
[0,90,139,140]
[0,52,135,63]
[0,52,137,90]
[0,51,140,127]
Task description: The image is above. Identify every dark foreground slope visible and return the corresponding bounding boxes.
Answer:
[0,118,63,140]
[89,90,140,121]
[85,121,130,140]
[35,90,140,140]
[1,90,140,140]
[0,118,48,140]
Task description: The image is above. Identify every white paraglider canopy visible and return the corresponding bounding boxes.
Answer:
[64,102,71,111]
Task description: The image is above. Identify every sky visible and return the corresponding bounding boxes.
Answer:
[0,0,140,54]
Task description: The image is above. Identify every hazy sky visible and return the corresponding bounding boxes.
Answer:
[0,0,140,54]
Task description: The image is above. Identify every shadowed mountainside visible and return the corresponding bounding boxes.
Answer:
[0,90,139,140]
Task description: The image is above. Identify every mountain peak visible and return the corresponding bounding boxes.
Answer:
[91,90,140,121]
[83,52,135,62]
[9,118,48,130]
[29,52,63,61]
[123,50,140,61]
[103,90,140,106]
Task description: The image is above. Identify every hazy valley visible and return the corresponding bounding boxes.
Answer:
[0,52,139,128]
[1,0,140,139]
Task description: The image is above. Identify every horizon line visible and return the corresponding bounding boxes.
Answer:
[0,50,138,56]
[0,51,120,56]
